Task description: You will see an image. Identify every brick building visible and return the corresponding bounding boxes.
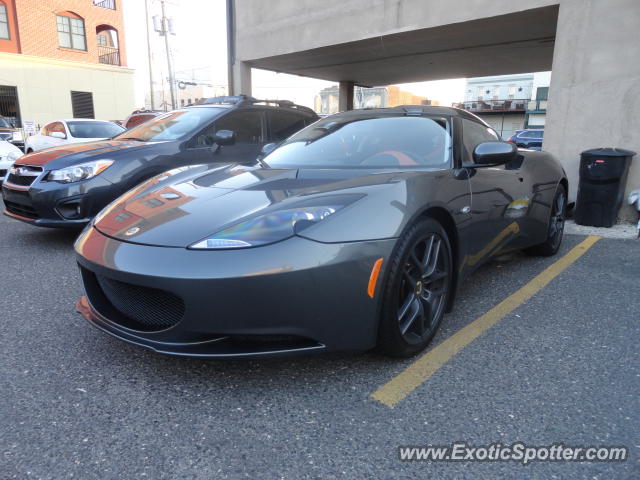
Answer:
[0,0,134,129]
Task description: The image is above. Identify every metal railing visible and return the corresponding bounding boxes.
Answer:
[93,0,116,10]
[527,99,548,112]
[454,99,529,113]
[98,46,120,66]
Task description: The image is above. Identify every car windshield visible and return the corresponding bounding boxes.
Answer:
[264,116,452,169]
[0,117,12,128]
[67,121,124,139]
[114,107,225,142]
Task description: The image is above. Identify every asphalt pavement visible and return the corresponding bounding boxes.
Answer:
[0,213,638,479]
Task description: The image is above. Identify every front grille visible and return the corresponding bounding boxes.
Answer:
[4,199,38,218]
[6,164,42,187]
[96,275,185,331]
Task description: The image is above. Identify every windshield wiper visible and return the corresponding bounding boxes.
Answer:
[118,137,145,141]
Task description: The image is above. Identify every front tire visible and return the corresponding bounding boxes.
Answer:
[524,184,566,257]
[377,218,453,357]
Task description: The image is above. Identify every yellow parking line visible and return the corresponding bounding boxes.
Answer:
[371,235,602,408]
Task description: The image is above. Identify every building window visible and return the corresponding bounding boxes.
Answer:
[0,85,21,127]
[0,3,9,40]
[143,198,164,208]
[96,26,120,65]
[57,14,86,50]
[70,91,94,118]
[93,0,116,10]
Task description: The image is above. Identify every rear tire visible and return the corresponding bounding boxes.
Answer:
[524,184,566,257]
[377,218,453,358]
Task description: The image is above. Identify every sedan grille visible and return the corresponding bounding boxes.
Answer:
[6,164,42,187]
[96,275,185,331]
[4,199,38,218]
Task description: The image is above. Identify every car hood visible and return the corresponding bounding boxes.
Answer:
[0,140,22,157]
[93,163,412,248]
[17,139,160,168]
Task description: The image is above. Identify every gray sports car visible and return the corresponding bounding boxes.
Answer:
[75,106,567,358]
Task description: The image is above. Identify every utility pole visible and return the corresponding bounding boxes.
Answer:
[154,0,176,110]
[144,0,155,109]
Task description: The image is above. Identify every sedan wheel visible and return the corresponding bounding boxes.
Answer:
[378,218,452,357]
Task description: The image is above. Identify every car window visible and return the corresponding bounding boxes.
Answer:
[113,107,224,142]
[125,114,154,129]
[462,119,500,160]
[67,121,124,138]
[0,117,11,128]
[264,116,452,169]
[214,110,264,143]
[48,122,66,136]
[268,110,307,142]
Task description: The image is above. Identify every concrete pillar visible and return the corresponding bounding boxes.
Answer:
[339,81,354,111]
[230,61,252,96]
[544,0,640,220]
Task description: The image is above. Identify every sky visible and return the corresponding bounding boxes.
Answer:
[122,0,468,109]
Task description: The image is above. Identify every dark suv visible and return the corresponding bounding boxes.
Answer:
[506,129,544,150]
[2,96,318,227]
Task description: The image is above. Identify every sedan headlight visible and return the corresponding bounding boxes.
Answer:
[6,149,22,163]
[189,194,363,250]
[47,160,114,183]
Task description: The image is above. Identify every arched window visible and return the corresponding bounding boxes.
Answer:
[0,2,10,40]
[57,11,86,50]
[96,25,120,65]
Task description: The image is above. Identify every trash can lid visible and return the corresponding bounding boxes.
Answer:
[581,147,636,157]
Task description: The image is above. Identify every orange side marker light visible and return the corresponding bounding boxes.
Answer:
[367,258,384,299]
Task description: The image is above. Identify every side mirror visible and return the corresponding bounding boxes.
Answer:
[259,142,277,158]
[469,141,518,167]
[214,129,235,146]
[50,131,67,139]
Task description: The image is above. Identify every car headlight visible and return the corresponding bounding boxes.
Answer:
[47,160,114,183]
[6,149,22,163]
[189,194,363,250]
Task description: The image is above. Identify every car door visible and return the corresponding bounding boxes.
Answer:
[186,108,266,165]
[461,118,527,264]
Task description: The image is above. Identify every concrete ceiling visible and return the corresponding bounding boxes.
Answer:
[247,6,559,86]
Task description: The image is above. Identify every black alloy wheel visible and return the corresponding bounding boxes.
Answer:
[378,218,452,357]
[525,184,566,257]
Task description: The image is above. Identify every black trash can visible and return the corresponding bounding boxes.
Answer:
[574,148,636,227]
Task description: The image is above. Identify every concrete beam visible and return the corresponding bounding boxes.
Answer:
[339,81,354,111]
[237,6,558,86]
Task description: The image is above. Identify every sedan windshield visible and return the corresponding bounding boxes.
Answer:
[0,117,12,128]
[114,107,224,142]
[264,116,452,169]
[67,121,125,139]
